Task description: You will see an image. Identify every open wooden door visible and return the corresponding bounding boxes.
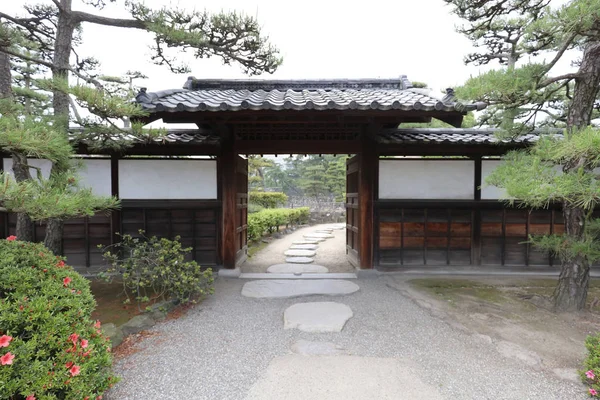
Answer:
[235,155,248,266]
[346,155,360,266]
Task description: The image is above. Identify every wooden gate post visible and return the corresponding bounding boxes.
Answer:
[221,136,237,269]
[359,129,377,269]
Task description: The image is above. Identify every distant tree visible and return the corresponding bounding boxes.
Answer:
[248,156,275,191]
[447,0,600,311]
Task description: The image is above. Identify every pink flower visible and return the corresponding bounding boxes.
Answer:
[6,235,16,241]
[57,260,65,268]
[68,333,79,344]
[69,365,81,376]
[588,370,596,380]
[0,335,12,348]
[81,339,88,349]
[65,361,73,369]
[26,395,35,400]
[1,352,15,365]
[63,277,72,287]
[94,320,101,329]
[591,388,598,396]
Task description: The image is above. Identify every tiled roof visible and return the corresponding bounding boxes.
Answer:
[378,128,560,145]
[71,129,220,146]
[135,77,487,113]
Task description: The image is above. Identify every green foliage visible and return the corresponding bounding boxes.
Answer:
[486,128,600,210]
[247,203,265,214]
[0,170,120,221]
[582,332,600,395]
[127,4,282,75]
[0,237,116,399]
[249,191,288,209]
[101,232,214,306]
[247,208,309,241]
[248,156,274,191]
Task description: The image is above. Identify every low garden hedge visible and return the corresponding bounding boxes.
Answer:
[248,192,288,209]
[247,207,309,241]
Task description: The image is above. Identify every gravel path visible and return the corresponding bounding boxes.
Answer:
[107,277,585,400]
[242,224,352,273]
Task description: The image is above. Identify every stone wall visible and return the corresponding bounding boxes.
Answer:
[286,197,345,224]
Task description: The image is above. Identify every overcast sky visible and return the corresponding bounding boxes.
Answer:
[6,0,495,93]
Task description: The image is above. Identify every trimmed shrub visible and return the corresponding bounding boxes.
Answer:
[247,207,309,241]
[101,232,214,306]
[248,192,288,209]
[248,203,265,214]
[582,333,600,396]
[0,236,116,400]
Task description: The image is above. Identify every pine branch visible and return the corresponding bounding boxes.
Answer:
[71,11,145,28]
[539,73,581,88]
[0,46,103,88]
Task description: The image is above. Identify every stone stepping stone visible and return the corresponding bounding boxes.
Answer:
[241,280,360,299]
[285,257,314,264]
[284,249,316,257]
[315,229,333,233]
[284,302,353,332]
[293,240,320,245]
[267,264,329,274]
[304,233,334,239]
[290,244,318,250]
[291,340,346,355]
[301,237,326,243]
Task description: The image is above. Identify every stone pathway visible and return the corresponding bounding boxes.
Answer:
[241,223,361,395]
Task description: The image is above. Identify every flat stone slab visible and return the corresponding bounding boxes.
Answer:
[267,264,329,274]
[284,302,353,332]
[304,233,334,239]
[315,230,334,233]
[284,249,317,257]
[291,340,346,356]
[292,240,320,245]
[241,280,360,299]
[290,244,318,250]
[285,257,314,264]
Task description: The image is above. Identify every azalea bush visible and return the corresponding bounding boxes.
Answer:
[0,236,116,400]
[247,207,309,241]
[583,333,600,397]
[101,232,214,307]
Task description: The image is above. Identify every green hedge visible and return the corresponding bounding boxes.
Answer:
[248,207,309,241]
[249,191,288,209]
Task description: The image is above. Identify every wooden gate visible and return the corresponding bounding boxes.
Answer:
[346,155,360,266]
[235,155,249,266]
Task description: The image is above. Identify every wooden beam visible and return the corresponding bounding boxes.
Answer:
[358,128,377,269]
[235,140,362,155]
[110,154,121,246]
[220,130,237,269]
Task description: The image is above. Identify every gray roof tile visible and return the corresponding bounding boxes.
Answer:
[378,128,561,145]
[135,78,487,114]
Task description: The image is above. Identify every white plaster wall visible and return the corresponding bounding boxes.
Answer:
[3,158,52,180]
[379,160,474,199]
[3,158,112,196]
[118,159,217,199]
[78,159,112,197]
[481,160,507,199]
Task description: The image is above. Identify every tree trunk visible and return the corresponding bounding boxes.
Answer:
[43,218,63,255]
[45,0,74,255]
[10,153,35,242]
[554,205,589,311]
[554,41,600,311]
[1,49,37,241]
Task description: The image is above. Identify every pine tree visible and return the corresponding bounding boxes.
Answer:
[0,1,281,254]
[446,0,600,311]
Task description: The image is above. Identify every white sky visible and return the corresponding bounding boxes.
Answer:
[5,0,493,93]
